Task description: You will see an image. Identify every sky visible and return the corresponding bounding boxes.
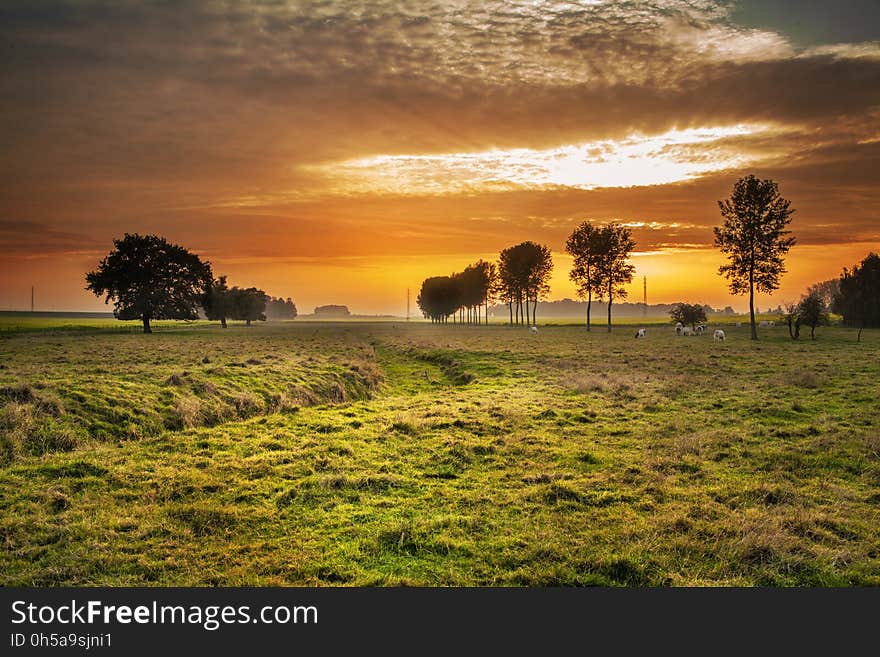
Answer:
[1,0,879,315]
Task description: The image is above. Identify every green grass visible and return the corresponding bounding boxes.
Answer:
[1,317,878,586]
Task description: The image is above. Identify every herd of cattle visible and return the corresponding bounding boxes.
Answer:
[632,323,728,340]
[527,321,775,341]
[632,320,777,341]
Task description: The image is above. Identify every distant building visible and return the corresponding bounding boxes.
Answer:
[314,304,351,317]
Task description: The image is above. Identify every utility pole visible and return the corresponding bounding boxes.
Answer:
[406,288,410,321]
[642,276,647,317]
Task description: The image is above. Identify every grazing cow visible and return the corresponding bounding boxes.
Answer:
[529,326,538,334]
[695,325,706,335]
[675,322,683,335]
[634,328,646,338]
[681,326,694,336]
[759,320,770,328]
[714,329,726,341]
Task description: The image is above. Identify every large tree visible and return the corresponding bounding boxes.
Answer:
[594,224,636,332]
[85,233,213,333]
[833,252,880,342]
[565,221,603,331]
[714,175,796,340]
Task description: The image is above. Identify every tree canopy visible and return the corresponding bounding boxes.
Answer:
[565,221,603,331]
[833,252,880,340]
[203,275,232,328]
[669,302,707,330]
[714,175,796,340]
[796,291,829,340]
[417,275,460,323]
[85,233,213,333]
[497,241,553,326]
[229,286,268,326]
[266,297,298,320]
[594,224,636,332]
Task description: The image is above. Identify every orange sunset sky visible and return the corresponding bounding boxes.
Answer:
[2,1,879,315]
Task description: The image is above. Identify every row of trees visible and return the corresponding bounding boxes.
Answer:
[417,244,558,326]
[417,260,496,324]
[86,233,295,333]
[418,174,794,338]
[565,223,636,331]
[417,231,639,330]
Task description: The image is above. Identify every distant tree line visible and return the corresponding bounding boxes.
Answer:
[86,233,297,333]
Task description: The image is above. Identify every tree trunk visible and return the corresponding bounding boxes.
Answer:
[246,318,251,327]
[142,314,152,334]
[508,302,513,325]
[858,326,863,342]
[221,317,227,329]
[811,325,815,340]
[586,291,592,332]
[607,282,613,332]
[532,297,537,326]
[749,269,757,340]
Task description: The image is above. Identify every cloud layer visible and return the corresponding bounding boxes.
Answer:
[1,1,879,310]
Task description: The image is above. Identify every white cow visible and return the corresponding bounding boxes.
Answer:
[634,328,646,338]
[681,326,694,336]
[695,325,706,335]
[713,329,726,341]
[675,322,683,335]
[759,320,770,328]
[529,326,538,334]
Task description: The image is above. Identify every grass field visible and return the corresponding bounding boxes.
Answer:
[1,316,878,586]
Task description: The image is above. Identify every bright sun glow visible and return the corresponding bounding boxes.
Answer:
[311,125,772,195]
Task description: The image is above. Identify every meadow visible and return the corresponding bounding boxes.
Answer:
[1,316,878,586]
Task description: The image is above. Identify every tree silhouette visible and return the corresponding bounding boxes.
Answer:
[797,291,828,340]
[805,278,839,309]
[594,224,636,332]
[497,242,552,325]
[669,302,707,330]
[203,275,232,328]
[229,286,268,326]
[833,252,880,342]
[566,221,603,331]
[714,175,796,340]
[85,233,212,334]
[417,276,459,323]
[782,302,802,340]
[266,296,298,320]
